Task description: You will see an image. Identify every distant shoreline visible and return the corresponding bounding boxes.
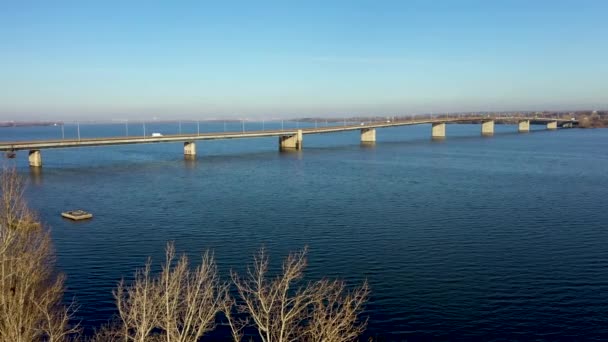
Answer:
[0,122,62,128]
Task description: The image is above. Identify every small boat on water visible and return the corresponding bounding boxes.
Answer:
[61,210,93,221]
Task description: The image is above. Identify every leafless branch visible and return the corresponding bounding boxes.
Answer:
[229,247,369,342]
[0,167,80,341]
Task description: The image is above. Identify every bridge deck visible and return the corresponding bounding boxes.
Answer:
[0,117,571,151]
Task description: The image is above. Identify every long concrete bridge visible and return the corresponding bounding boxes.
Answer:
[0,116,575,167]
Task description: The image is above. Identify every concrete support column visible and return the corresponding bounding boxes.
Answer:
[184,141,196,156]
[432,122,446,139]
[518,120,530,133]
[547,121,558,130]
[481,120,494,136]
[279,129,303,150]
[29,150,42,167]
[360,128,376,143]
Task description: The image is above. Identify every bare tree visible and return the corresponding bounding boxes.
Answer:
[305,280,369,342]
[115,259,161,342]
[113,242,226,342]
[0,167,79,341]
[227,248,369,342]
[157,243,226,342]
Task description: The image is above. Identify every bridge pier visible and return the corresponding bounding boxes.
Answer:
[547,121,558,130]
[184,141,196,158]
[481,120,494,136]
[432,122,446,139]
[518,120,530,133]
[360,128,376,143]
[29,150,42,167]
[279,129,303,150]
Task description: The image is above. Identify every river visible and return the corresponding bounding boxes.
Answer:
[3,122,607,340]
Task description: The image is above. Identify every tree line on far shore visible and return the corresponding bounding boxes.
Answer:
[0,168,369,342]
[577,111,607,128]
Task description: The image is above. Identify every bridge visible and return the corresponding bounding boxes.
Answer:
[0,116,575,167]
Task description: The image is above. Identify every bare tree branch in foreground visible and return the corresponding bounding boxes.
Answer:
[112,242,226,342]
[227,247,369,342]
[115,259,161,342]
[305,279,369,342]
[0,167,79,341]
[157,243,225,342]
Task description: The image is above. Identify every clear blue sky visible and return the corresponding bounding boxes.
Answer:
[1,0,606,120]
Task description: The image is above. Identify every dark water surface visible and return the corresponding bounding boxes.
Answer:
[3,123,608,340]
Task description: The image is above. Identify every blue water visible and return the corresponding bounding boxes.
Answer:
[3,123,608,340]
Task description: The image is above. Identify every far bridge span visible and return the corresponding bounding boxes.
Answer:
[0,116,576,168]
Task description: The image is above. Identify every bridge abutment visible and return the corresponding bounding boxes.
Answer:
[360,128,376,143]
[432,122,446,139]
[184,141,196,157]
[28,150,42,167]
[279,129,303,150]
[518,120,530,133]
[547,121,558,130]
[481,120,495,136]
